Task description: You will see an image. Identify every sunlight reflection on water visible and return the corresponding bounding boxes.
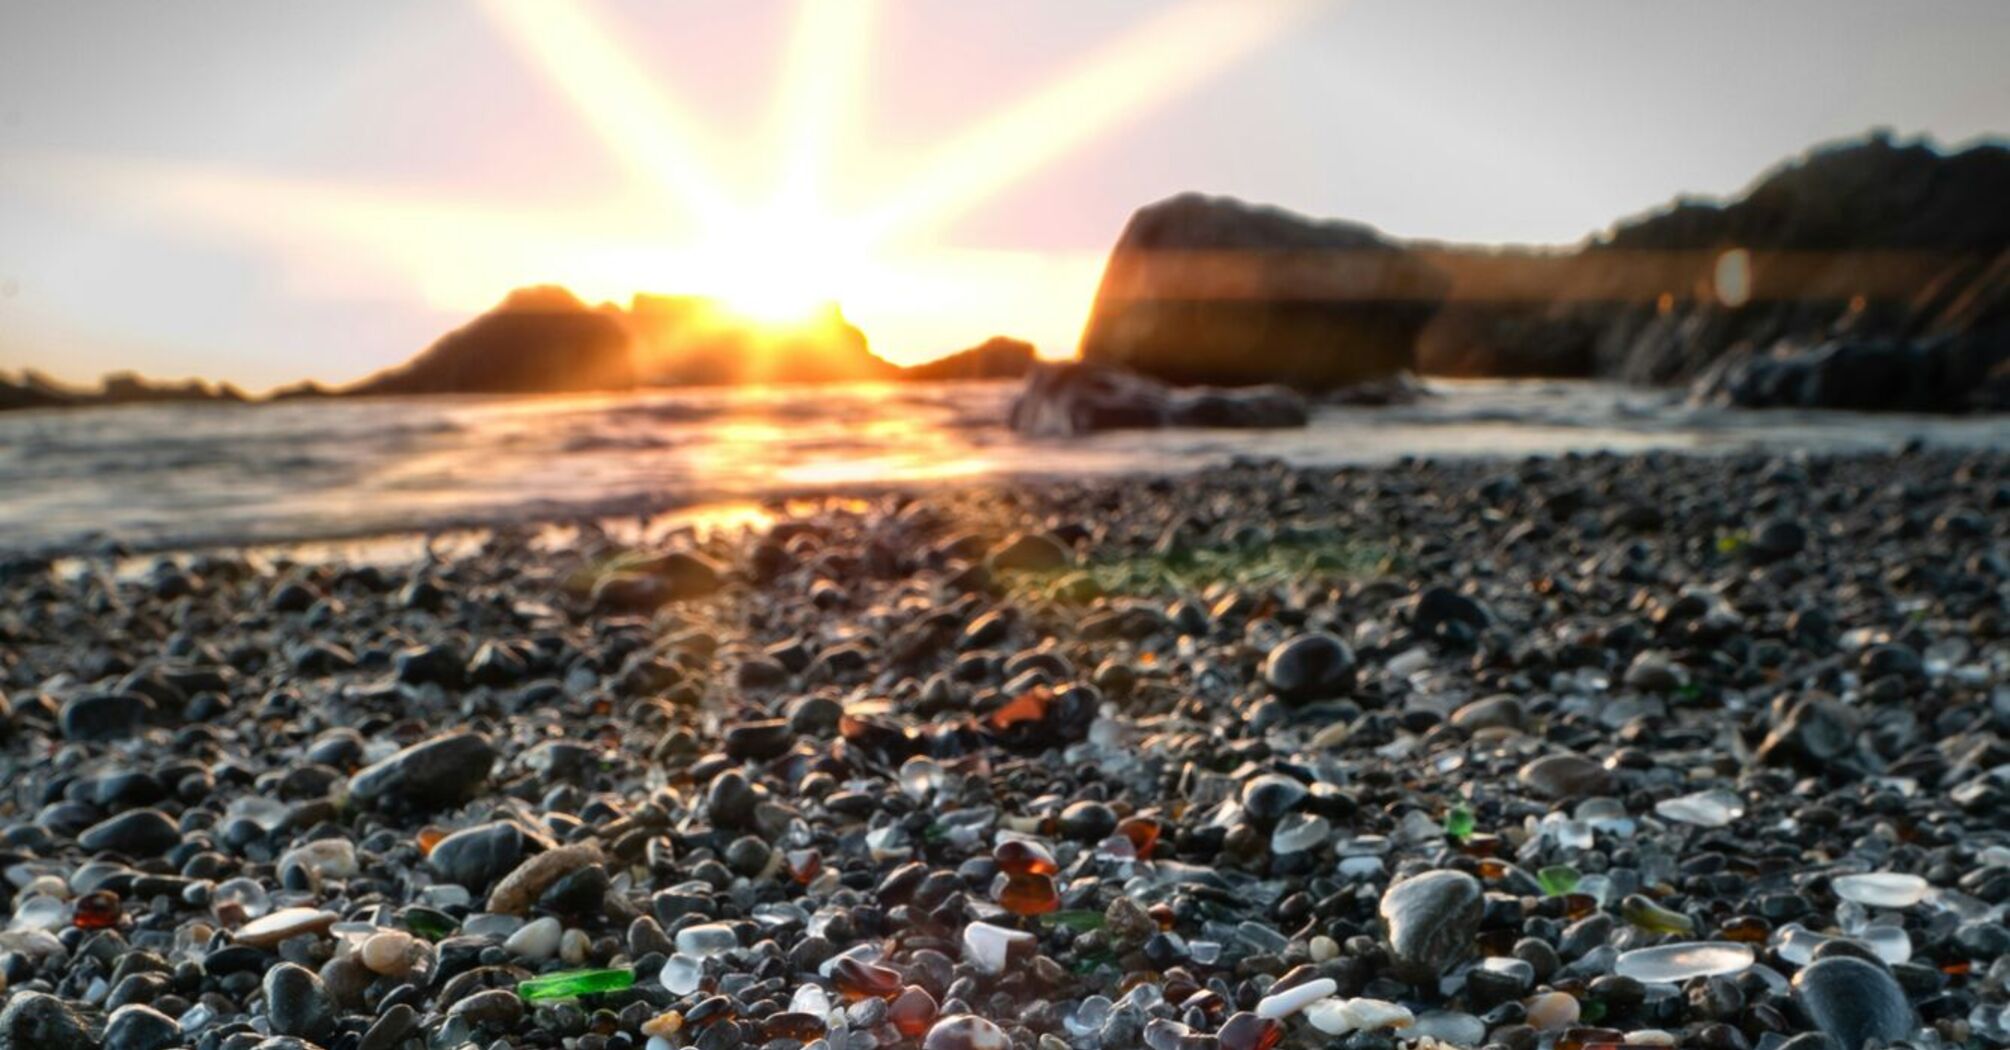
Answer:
[1,378,2005,554]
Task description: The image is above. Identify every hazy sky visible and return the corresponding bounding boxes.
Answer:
[2,0,2005,388]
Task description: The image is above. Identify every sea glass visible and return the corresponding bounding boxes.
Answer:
[1538,865,1581,896]
[518,967,636,1001]
[1612,942,1755,983]
[675,922,739,958]
[1621,894,1694,935]
[898,757,944,801]
[660,953,703,994]
[1831,872,1930,909]
[1270,813,1330,854]
[1654,789,1744,828]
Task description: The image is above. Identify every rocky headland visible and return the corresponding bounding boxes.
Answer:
[1018,132,2009,432]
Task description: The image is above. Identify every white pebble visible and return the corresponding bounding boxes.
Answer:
[1255,978,1337,1019]
[560,928,591,966]
[504,916,561,960]
[359,930,416,977]
[1305,997,1413,1035]
[1525,991,1579,1030]
[280,839,360,880]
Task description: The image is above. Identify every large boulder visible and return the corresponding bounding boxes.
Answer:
[349,285,635,396]
[1079,193,1451,392]
[1693,335,2010,413]
[1008,362,1307,436]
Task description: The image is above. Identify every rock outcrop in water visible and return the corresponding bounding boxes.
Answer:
[1008,361,1308,435]
[348,285,637,396]
[1079,193,1451,392]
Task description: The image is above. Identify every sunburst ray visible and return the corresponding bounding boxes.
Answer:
[854,0,1324,247]
[477,0,734,230]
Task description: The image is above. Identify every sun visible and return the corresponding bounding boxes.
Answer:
[693,210,862,326]
[37,0,1326,365]
[475,0,1320,325]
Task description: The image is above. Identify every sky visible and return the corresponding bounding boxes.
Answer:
[1,0,2006,389]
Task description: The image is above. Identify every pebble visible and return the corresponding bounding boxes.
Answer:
[1516,752,1618,801]
[359,929,417,977]
[505,915,563,959]
[58,692,154,742]
[0,448,2000,1050]
[101,1004,180,1050]
[232,907,338,948]
[1255,977,1336,1018]
[1379,870,1484,979]
[1792,956,1919,1050]
[346,731,497,811]
[0,991,95,1050]
[76,809,181,856]
[924,1014,1012,1050]
[263,961,336,1042]
[1524,991,1580,1029]
[428,821,526,889]
[486,842,604,915]
[1262,632,1357,701]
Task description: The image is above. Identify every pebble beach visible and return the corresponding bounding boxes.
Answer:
[2,444,2007,1050]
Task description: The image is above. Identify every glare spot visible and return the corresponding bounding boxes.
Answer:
[1713,248,1752,308]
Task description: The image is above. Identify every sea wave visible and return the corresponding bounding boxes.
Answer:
[2,378,2005,556]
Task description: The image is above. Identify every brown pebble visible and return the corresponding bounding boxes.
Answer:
[486,843,605,915]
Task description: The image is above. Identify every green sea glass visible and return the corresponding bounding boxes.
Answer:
[517,967,637,1002]
[1041,910,1106,932]
[1620,894,1695,935]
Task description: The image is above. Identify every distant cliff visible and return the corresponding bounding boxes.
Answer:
[623,295,896,386]
[899,336,1036,382]
[348,285,635,396]
[0,370,249,412]
[1,288,1039,413]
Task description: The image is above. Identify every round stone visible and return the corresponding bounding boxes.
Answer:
[1379,870,1483,980]
[1517,753,1618,801]
[1792,956,1918,1050]
[923,1014,1011,1050]
[1262,632,1357,702]
[263,961,336,1041]
[360,929,418,977]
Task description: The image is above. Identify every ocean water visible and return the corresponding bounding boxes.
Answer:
[2,378,2007,555]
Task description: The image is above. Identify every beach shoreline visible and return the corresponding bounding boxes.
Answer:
[1,445,2005,1049]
